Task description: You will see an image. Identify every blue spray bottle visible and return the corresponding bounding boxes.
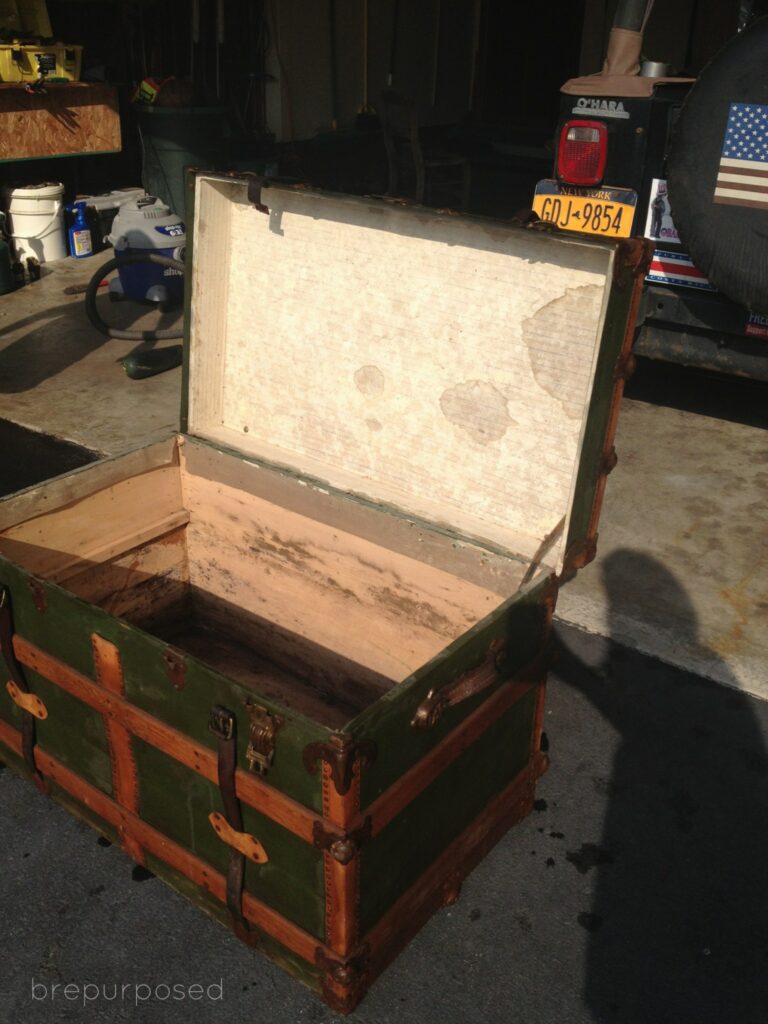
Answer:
[67,201,93,258]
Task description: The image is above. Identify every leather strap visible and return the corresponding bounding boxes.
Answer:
[0,588,47,792]
[208,705,259,947]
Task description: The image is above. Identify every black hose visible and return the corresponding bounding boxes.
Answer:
[84,253,185,340]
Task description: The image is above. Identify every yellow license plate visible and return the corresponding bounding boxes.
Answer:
[532,180,638,238]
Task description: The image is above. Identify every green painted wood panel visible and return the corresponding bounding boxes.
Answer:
[0,555,330,812]
[140,851,324,996]
[351,574,552,810]
[0,649,114,797]
[134,739,327,940]
[21,671,112,793]
[359,686,538,935]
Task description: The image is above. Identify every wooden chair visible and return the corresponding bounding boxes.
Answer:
[378,88,471,211]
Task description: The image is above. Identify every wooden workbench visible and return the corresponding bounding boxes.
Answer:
[0,82,121,161]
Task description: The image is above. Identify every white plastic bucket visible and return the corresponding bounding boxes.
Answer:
[4,182,67,262]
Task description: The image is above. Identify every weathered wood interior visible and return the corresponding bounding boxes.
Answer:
[0,437,535,726]
[188,177,615,575]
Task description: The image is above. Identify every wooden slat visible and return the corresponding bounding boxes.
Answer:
[187,178,233,430]
[0,465,184,579]
[11,635,320,844]
[91,634,144,864]
[586,270,645,545]
[181,439,529,596]
[0,717,323,967]
[63,528,188,626]
[182,469,505,684]
[48,512,190,584]
[0,438,178,534]
[324,855,358,958]
[0,83,121,160]
[322,762,360,958]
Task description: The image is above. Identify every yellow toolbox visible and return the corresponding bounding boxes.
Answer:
[0,40,83,82]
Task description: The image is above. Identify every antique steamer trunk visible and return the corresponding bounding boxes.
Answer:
[0,174,647,1011]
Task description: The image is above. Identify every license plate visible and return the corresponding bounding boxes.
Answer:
[532,180,638,238]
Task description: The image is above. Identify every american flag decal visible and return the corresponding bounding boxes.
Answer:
[714,103,768,208]
[646,250,715,291]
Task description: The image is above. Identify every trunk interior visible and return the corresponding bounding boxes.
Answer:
[0,436,536,727]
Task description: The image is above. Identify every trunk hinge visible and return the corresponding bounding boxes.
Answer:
[245,173,269,214]
[162,647,186,690]
[612,350,637,383]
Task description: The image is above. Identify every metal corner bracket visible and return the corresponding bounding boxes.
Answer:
[302,734,377,796]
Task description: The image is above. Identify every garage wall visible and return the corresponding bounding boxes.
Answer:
[267,0,480,141]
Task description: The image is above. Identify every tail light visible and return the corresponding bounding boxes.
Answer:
[556,120,608,186]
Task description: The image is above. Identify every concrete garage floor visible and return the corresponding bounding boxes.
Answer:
[1,257,766,699]
[558,384,768,700]
[0,258,181,456]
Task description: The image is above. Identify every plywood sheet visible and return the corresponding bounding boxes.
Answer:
[188,179,614,569]
[0,83,120,160]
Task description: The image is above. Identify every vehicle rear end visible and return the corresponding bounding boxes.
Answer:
[532,0,768,382]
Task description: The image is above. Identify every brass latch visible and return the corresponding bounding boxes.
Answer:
[6,680,47,720]
[208,812,268,863]
[245,702,283,775]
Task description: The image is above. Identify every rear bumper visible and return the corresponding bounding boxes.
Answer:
[634,283,768,380]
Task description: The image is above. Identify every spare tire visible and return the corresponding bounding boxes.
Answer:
[667,15,768,313]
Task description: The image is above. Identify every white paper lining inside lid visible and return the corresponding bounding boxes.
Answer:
[187,177,613,571]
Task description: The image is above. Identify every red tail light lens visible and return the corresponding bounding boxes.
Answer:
[556,120,608,186]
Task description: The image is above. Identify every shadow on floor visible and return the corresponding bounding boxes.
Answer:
[0,294,182,394]
[0,419,99,496]
[553,549,768,1024]
[625,357,768,429]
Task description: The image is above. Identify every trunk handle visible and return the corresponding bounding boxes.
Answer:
[410,638,507,730]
